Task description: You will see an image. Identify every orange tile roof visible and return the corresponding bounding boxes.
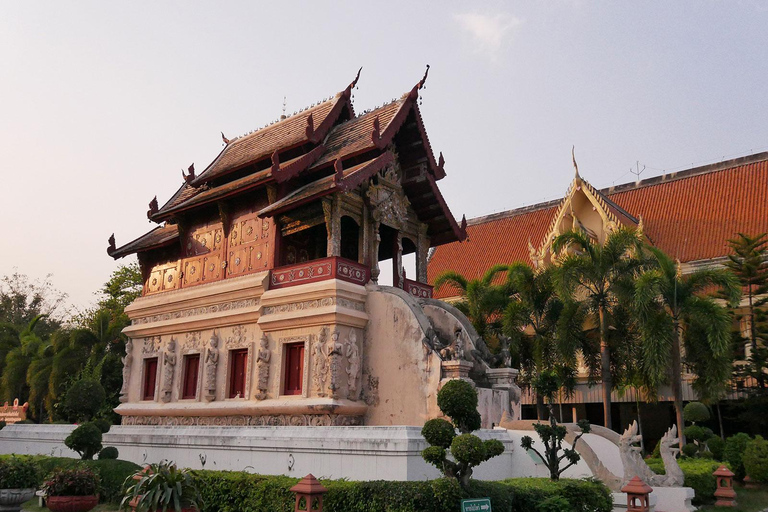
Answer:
[429,153,768,299]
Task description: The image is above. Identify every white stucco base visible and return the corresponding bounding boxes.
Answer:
[0,424,520,481]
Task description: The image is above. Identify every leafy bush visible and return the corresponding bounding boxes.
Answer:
[43,467,100,497]
[0,420,5,430]
[191,471,612,512]
[92,418,111,434]
[65,422,103,460]
[683,402,710,423]
[682,443,699,458]
[98,447,119,460]
[123,461,202,512]
[0,456,41,489]
[706,436,725,460]
[421,380,503,489]
[647,457,725,505]
[743,435,768,483]
[64,379,106,422]
[538,495,571,512]
[724,432,752,480]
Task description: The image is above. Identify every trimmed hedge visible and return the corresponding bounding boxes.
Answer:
[646,457,726,505]
[0,455,139,504]
[192,471,612,512]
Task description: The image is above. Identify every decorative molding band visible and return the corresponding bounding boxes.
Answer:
[262,297,365,316]
[132,298,260,325]
[120,414,362,427]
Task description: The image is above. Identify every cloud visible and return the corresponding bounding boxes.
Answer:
[453,12,522,59]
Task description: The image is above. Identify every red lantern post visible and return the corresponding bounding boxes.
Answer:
[621,476,653,512]
[290,474,328,512]
[713,465,737,507]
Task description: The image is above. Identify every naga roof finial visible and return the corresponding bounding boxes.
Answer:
[418,64,430,90]
[221,132,230,145]
[572,145,580,179]
[107,233,116,255]
[349,67,362,90]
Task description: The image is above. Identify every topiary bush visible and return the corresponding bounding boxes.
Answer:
[92,418,111,434]
[683,402,710,423]
[65,422,102,460]
[724,432,752,480]
[706,436,725,460]
[421,380,504,489]
[743,435,768,483]
[682,443,699,458]
[63,379,106,422]
[98,446,118,460]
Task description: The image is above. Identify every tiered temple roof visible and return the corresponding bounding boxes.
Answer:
[429,152,768,299]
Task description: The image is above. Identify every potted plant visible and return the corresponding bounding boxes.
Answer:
[0,457,40,512]
[121,461,201,512]
[42,468,100,512]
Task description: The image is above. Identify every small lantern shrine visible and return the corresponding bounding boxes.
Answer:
[713,465,737,507]
[621,476,653,512]
[290,473,328,512]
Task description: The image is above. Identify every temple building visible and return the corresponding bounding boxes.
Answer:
[429,152,768,430]
[108,69,520,428]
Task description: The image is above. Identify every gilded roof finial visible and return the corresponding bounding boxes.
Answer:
[572,145,580,180]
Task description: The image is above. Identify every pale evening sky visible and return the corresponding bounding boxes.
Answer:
[2,1,768,312]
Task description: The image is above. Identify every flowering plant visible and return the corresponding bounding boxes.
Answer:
[42,468,100,496]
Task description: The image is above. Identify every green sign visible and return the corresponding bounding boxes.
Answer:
[461,498,491,512]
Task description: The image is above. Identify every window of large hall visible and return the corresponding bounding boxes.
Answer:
[229,349,248,398]
[283,342,305,395]
[142,357,158,400]
[182,354,200,399]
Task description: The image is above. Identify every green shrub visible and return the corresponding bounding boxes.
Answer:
[0,420,5,430]
[65,422,102,460]
[706,436,725,460]
[0,456,41,488]
[123,461,202,512]
[683,402,710,423]
[98,447,118,460]
[724,432,752,480]
[682,443,699,458]
[422,418,456,448]
[92,418,111,434]
[43,467,100,497]
[647,457,725,505]
[538,495,571,512]
[436,379,481,433]
[683,425,707,443]
[743,435,768,483]
[64,379,106,422]
[500,478,612,512]
[14,420,33,424]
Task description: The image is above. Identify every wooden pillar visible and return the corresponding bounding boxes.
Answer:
[322,197,341,258]
[393,230,403,288]
[416,224,429,284]
[371,221,381,284]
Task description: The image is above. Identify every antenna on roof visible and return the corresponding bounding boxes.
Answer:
[281,96,287,120]
[630,161,646,183]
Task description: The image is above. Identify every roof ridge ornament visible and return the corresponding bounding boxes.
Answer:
[221,132,230,145]
[418,64,430,90]
[182,163,195,184]
[107,234,116,256]
[572,145,580,180]
[407,64,431,101]
[147,196,158,220]
[305,112,315,140]
[271,150,280,174]
[350,66,362,90]
[371,115,384,148]
[334,159,344,187]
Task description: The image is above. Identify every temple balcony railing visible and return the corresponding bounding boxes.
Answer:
[269,256,370,290]
[403,278,433,299]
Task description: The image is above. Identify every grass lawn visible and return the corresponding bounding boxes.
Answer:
[697,485,768,512]
[21,499,119,511]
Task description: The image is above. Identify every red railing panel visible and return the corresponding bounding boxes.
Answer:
[269,257,370,289]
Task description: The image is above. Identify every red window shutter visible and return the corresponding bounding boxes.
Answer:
[143,358,158,400]
[229,349,248,398]
[283,343,305,395]
[182,354,200,399]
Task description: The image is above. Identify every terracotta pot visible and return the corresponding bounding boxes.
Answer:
[46,495,99,512]
[0,488,36,512]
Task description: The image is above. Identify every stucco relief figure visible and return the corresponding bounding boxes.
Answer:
[254,333,270,400]
[119,339,133,403]
[161,338,177,403]
[345,329,361,399]
[325,329,345,398]
[313,329,328,397]
[619,420,684,487]
[452,328,466,361]
[204,332,219,401]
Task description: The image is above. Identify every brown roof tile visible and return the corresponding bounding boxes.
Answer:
[110,223,179,259]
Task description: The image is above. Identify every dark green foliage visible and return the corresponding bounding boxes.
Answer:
[683,402,710,423]
[707,436,725,460]
[436,380,480,433]
[65,422,102,460]
[14,419,33,424]
[0,420,5,430]
[63,379,106,422]
[98,447,118,460]
[422,418,456,448]
[43,467,100,497]
[682,443,699,458]
[725,432,752,480]
[647,457,727,505]
[451,434,486,467]
[122,460,201,512]
[92,418,111,434]
[683,426,707,444]
[537,495,571,512]
[0,456,41,488]
[191,471,612,512]
[743,435,768,482]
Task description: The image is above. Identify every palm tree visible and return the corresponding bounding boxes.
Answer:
[634,246,740,442]
[502,263,582,419]
[433,264,511,341]
[552,227,642,430]
[0,315,46,405]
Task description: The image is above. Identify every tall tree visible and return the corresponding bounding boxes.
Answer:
[502,263,583,419]
[0,315,46,404]
[433,264,510,341]
[552,227,642,430]
[725,233,768,391]
[634,246,740,442]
